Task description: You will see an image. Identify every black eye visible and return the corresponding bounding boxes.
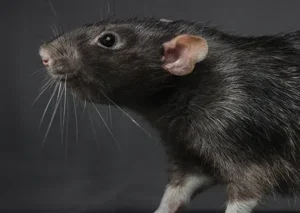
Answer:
[160,45,165,56]
[98,33,116,48]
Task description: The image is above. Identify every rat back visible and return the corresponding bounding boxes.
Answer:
[158,27,300,197]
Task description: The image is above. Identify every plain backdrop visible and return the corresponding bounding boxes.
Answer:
[3,0,300,212]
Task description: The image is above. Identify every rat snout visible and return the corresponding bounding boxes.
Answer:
[39,48,52,67]
[39,46,76,77]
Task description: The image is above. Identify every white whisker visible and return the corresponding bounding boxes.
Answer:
[100,91,152,137]
[112,0,115,17]
[72,94,79,144]
[50,25,57,37]
[87,109,101,151]
[107,0,110,17]
[82,99,87,117]
[56,81,64,143]
[64,93,69,160]
[41,82,64,147]
[56,81,62,101]
[108,102,112,127]
[48,0,58,18]
[30,67,47,76]
[91,101,122,152]
[40,83,59,127]
[32,78,54,107]
[62,77,67,142]
[54,25,59,36]
[40,77,54,91]
[59,96,63,143]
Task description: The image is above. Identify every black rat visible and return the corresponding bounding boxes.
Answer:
[38,17,300,213]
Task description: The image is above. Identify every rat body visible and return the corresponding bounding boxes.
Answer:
[39,17,300,213]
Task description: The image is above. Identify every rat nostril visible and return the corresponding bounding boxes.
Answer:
[39,48,52,66]
[42,58,50,66]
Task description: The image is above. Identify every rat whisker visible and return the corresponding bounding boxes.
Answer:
[58,35,69,57]
[56,80,63,103]
[46,0,68,57]
[33,70,48,77]
[87,108,101,151]
[53,25,59,37]
[100,10,103,20]
[59,80,66,144]
[39,82,59,128]
[30,67,48,76]
[106,0,110,18]
[59,96,63,143]
[100,90,152,137]
[40,76,53,90]
[39,75,51,87]
[64,93,69,160]
[41,81,64,147]
[48,0,58,18]
[108,102,112,127]
[48,79,57,91]
[50,16,70,58]
[56,80,63,112]
[72,94,79,144]
[58,24,69,50]
[32,78,54,107]
[50,25,57,37]
[54,82,62,110]
[75,95,81,109]
[81,98,87,118]
[60,25,65,35]
[112,0,115,17]
[62,76,67,143]
[70,92,80,110]
[90,100,122,152]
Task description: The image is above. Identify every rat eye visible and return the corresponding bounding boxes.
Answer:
[97,33,116,48]
[160,45,165,56]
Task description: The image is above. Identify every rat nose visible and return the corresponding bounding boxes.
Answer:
[39,48,52,67]
[42,58,50,66]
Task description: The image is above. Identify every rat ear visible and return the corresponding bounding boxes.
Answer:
[162,34,208,76]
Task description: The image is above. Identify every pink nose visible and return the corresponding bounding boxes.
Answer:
[42,58,50,66]
[39,48,52,67]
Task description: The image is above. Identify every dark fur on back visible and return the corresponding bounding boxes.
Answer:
[41,17,300,202]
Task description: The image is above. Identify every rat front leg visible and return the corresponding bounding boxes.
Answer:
[154,166,215,213]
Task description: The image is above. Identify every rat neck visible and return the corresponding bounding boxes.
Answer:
[124,54,226,136]
[122,74,202,132]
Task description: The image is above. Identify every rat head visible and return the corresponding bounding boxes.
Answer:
[39,17,208,106]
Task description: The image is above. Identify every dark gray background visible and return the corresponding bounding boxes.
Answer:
[2,0,300,212]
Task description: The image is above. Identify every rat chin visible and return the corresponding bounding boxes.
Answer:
[69,86,109,105]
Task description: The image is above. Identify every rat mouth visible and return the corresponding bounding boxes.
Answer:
[50,73,74,81]
[50,73,79,88]
[46,65,77,81]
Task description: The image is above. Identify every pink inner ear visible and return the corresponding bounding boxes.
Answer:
[164,48,179,63]
[162,41,192,75]
[162,34,208,76]
[163,42,185,64]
